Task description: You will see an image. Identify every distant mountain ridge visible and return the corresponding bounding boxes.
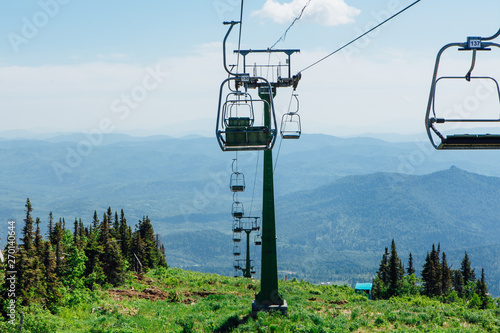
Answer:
[1,134,500,296]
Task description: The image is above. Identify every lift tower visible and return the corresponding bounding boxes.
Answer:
[216,21,301,315]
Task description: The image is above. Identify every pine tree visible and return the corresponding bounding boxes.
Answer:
[119,209,132,261]
[22,198,35,253]
[113,211,120,238]
[99,211,125,285]
[387,239,404,298]
[53,219,64,276]
[477,268,489,309]
[452,270,464,297]
[421,252,436,297]
[430,244,442,296]
[47,211,54,244]
[461,252,475,285]
[407,252,415,276]
[42,241,62,311]
[34,217,43,256]
[92,211,99,230]
[372,246,390,299]
[441,252,452,296]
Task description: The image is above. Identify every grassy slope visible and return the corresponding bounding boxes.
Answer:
[1,268,499,333]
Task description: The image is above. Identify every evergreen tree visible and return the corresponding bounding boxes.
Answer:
[372,246,390,299]
[430,244,442,295]
[113,211,120,238]
[73,218,80,247]
[92,211,99,230]
[452,270,464,297]
[407,252,415,276]
[441,252,452,296]
[421,251,438,297]
[387,239,404,298]
[22,198,35,253]
[99,211,125,285]
[47,211,54,244]
[461,252,475,285]
[53,219,64,276]
[34,217,43,256]
[42,241,62,311]
[477,268,489,309]
[119,209,132,261]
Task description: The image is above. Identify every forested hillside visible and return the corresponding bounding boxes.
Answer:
[1,134,500,297]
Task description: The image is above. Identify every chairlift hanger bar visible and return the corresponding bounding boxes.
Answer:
[234,49,301,88]
[425,28,500,149]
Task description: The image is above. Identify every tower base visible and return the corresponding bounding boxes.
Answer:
[251,300,288,316]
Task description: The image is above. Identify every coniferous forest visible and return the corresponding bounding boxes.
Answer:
[372,240,494,310]
[1,198,167,316]
[0,201,499,332]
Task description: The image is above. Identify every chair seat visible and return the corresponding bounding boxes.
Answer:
[438,134,500,149]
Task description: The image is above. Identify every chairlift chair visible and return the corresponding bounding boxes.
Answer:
[233,245,241,256]
[233,231,241,243]
[233,219,242,233]
[280,94,301,139]
[426,30,500,149]
[232,201,244,218]
[230,172,245,192]
[254,233,262,246]
[216,76,278,151]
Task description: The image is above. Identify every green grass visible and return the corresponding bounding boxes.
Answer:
[1,268,499,332]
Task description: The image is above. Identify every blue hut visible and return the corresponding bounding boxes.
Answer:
[354,283,373,300]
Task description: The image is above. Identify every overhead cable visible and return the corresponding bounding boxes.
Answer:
[269,0,312,50]
[299,0,422,73]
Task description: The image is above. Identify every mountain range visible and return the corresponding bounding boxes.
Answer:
[0,132,499,296]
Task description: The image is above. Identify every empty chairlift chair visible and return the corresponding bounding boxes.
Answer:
[216,77,278,151]
[232,201,244,218]
[280,94,301,139]
[232,231,242,243]
[425,30,500,149]
[233,245,241,256]
[230,172,245,192]
[254,233,262,246]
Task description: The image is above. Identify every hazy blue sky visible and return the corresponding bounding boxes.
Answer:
[1,0,499,137]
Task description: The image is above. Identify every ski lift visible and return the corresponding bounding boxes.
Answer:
[232,201,244,218]
[216,77,278,151]
[229,159,245,192]
[238,216,260,231]
[233,260,241,269]
[426,29,500,149]
[233,219,242,233]
[233,231,241,243]
[250,268,256,275]
[254,233,262,246]
[281,94,301,139]
[230,172,245,192]
[233,245,241,256]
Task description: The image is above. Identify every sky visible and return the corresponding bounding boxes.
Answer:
[0,0,499,138]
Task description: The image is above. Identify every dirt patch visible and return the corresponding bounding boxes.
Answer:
[308,297,325,302]
[109,287,169,302]
[330,300,349,305]
[109,288,225,304]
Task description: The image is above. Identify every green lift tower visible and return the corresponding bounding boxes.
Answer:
[216,21,301,315]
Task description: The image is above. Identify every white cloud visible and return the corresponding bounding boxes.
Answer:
[252,0,361,27]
